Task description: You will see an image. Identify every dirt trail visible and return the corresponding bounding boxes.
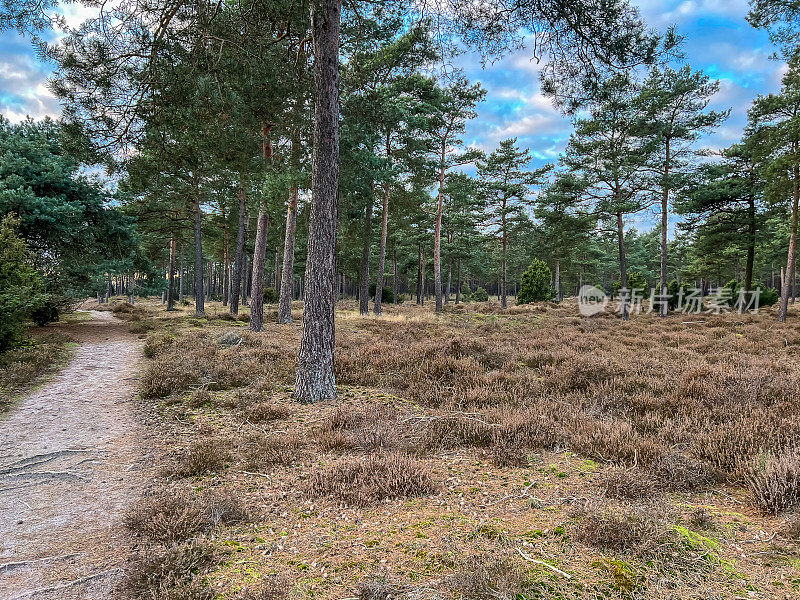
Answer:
[0,311,148,600]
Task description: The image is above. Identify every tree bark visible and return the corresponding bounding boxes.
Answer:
[392,247,398,305]
[192,181,205,317]
[659,139,670,317]
[250,210,269,331]
[779,160,799,322]
[278,185,299,324]
[434,146,446,312]
[745,195,756,292]
[295,0,340,403]
[445,258,451,305]
[617,211,629,320]
[374,180,390,315]
[554,259,560,302]
[178,243,184,303]
[455,258,461,304]
[230,186,247,315]
[167,235,176,311]
[359,192,373,315]
[501,205,507,309]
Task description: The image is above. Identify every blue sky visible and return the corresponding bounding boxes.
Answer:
[0,0,788,231]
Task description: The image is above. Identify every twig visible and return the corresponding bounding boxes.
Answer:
[7,567,119,599]
[0,553,82,573]
[516,548,572,579]
[481,482,537,507]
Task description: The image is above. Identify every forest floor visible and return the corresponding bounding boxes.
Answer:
[3,298,800,600]
[0,310,152,599]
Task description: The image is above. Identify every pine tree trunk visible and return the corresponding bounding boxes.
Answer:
[392,247,398,305]
[660,140,670,317]
[456,258,461,304]
[192,184,205,317]
[779,161,799,322]
[375,181,390,316]
[445,259,451,305]
[295,0,340,403]
[249,210,269,331]
[178,244,185,303]
[359,194,373,315]
[278,186,299,324]
[554,260,560,302]
[167,235,176,311]
[501,210,507,309]
[230,186,247,315]
[416,244,422,305]
[745,196,756,292]
[434,150,445,312]
[617,211,629,320]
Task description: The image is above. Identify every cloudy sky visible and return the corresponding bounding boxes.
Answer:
[0,1,786,183]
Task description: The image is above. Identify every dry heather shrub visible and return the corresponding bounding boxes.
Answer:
[245,433,309,471]
[140,355,199,398]
[246,402,291,423]
[489,439,528,467]
[688,508,715,530]
[450,555,549,600]
[780,515,800,540]
[651,452,714,492]
[572,504,669,555]
[358,577,400,600]
[119,541,217,599]
[317,404,401,452]
[234,577,288,600]
[172,438,229,477]
[124,491,203,542]
[308,453,437,506]
[744,451,800,514]
[420,415,495,450]
[600,468,659,500]
[566,418,665,467]
[201,488,249,526]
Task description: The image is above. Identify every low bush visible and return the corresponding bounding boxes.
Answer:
[245,433,309,471]
[600,468,659,500]
[263,287,278,304]
[123,491,204,542]
[572,505,669,555]
[118,541,218,599]
[369,283,394,304]
[517,259,556,304]
[201,488,249,526]
[245,402,291,423]
[307,453,437,506]
[316,405,400,452]
[472,287,489,302]
[744,451,800,514]
[172,438,229,477]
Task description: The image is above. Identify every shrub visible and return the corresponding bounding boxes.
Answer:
[245,433,308,471]
[396,294,407,303]
[614,271,648,294]
[369,283,394,304]
[472,287,489,302]
[307,453,437,506]
[758,287,779,307]
[572,505,668,555]
[123,491,204,542]
[744,451,800,514]
[201,488,249,526]
[0,214,47,351]
[317,405,400,452]
[172,438,229,477]
[517,258,556,304]
[30,297,61,326]
[460,285,472,301]
[234,578,288,600]
[119,541,218,599]
[600,468,659,500]
[245,402,291,423]
[651,452,713,492]
[263,287,278,304]
[666,280,690,310]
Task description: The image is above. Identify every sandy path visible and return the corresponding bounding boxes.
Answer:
[0,311,148,599]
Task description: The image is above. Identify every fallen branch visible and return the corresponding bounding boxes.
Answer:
[0,553,82,573]
[516,548,572,579]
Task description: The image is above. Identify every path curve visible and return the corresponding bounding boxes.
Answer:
[0,311,147,599]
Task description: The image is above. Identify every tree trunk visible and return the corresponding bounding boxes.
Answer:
[167,235,176,311]
[445,259,451,305]
[392,247,398,305]
[434,150,445,312]
[659,140,670,317]
[178,244,185,303]
[456,258,461,304]
[617,211,629,320]
[779,162,799,322]
[192,183,205,317]
[375,180,390,315]
[501,209,507,309]
[230,186,247,315]
[745,196,756,292]
[278,185,299,324]
[416,244,423,305]
[249,210,269,331]
[222,204,230,306]
[359,193,373,315]
[554,260,560,302]
[295,0,340,403]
